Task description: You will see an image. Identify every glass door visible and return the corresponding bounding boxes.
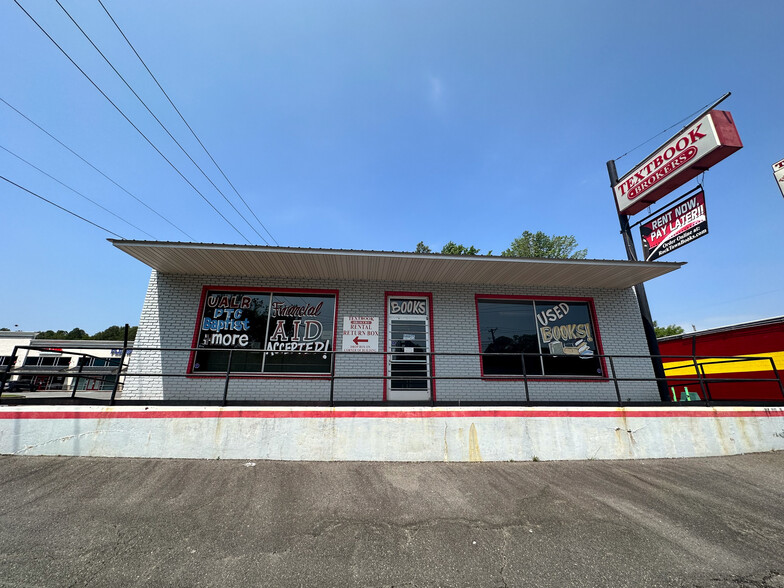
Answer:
[387,297,431,401]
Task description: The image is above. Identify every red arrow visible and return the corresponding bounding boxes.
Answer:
[353,336,369,345]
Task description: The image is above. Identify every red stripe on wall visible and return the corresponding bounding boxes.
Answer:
[1,409,782,420]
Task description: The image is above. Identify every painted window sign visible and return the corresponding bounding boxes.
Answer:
[536,302,594,357]
[191,289,336,375]
[389,299,427,315]
[476,298,602,377]
[199,293,257,348]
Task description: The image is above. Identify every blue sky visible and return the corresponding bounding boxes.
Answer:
[1,1,782,334]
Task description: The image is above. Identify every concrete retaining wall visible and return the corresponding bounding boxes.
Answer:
[2,405,783,462]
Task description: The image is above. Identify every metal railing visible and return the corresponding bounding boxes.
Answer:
[1,343,783,406]
[0,346,125,398]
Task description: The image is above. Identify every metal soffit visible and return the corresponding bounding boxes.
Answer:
[110,240,683,289]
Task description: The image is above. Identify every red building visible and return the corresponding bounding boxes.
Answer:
[658,316,784,401]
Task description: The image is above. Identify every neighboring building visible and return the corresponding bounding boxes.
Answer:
[113,240,682,404]
[0,332,132,392]
[659,316,784,401]
[0,332,38,382]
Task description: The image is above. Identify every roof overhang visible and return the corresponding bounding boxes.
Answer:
[111,240,683,289]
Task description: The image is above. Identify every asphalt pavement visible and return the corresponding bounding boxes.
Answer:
[1,453,783,587]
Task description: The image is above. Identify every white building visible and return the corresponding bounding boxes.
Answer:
[113,241,682,404]
[0,331,132,392]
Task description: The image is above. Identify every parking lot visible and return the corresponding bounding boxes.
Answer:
[0,389,111,401]
[1,452,783,587]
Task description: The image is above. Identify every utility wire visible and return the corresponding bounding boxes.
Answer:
[56,0,270,245]
[1,175,124,238]
[1,143,155,238]
[614,98,722,162]
[0,96,193,240]
[97,0,279,246]
[12,0,251,243]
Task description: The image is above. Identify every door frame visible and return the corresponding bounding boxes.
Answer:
[383,291,436,401]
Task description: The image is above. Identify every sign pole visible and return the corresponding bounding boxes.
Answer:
[607,159,670,402]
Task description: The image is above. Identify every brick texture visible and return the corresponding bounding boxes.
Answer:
[121,271,659,403]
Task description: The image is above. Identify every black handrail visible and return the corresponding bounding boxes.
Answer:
[2,345,783,406]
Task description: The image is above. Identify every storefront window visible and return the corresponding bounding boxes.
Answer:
[477,300,542,376]
[190,289,337,375]
[23,356,71,367]
[476,297,603,377]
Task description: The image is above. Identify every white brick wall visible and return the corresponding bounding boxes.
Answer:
[121,271,659,403]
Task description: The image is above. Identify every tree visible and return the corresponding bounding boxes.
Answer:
[653,321,684,338]
[33,325,138,341]
[413,241,483,255]
[66,328,89,340]
[93,325,126,340]
[440,241,481,256]
[36,329,70,340]
[97,325,137,340]
[0,327,9,331]
[501,231,587,259]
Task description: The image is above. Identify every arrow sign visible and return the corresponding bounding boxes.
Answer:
[341,317,379,352]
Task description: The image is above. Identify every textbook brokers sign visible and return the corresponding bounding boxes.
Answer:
[640,191,708,261]
[773,157,784,199]
[614,110,742,215]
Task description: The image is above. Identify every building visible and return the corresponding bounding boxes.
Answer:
[0,331,131,392]
[659,316,784,401]
[113,240,682,404]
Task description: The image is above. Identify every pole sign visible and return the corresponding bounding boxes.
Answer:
[640,190,708,261]
[341,316,379,352]
[615,110,742,216]
[773,157,784,199]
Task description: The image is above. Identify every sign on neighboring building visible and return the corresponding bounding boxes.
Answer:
[640,190,708,261]
[615,110,742,215]
[341,317,379,352]
[773,157,784,199]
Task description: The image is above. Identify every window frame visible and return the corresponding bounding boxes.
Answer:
[22,355,71,368]
[474,294,607,381]
[187,285,340,378]
[383,291,436,401]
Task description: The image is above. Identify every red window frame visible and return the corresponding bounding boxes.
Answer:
[474,294,608,381]
[187,285,340,379]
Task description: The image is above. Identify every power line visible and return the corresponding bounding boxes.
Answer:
[614,96,726,162]
[1,175,124,238]
[12,0,251,243]
[56,0,271,246]
[0,96,194,240]
[1,143,155,238]
[97,0,280,246]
